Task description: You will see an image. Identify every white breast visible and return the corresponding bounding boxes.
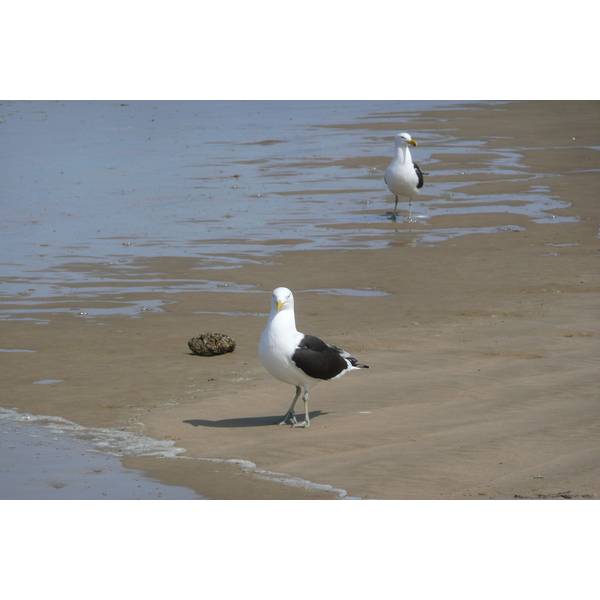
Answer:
[259,312,314,387]
[385,147,419,196]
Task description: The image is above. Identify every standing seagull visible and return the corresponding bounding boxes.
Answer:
[384,132,424,222]
[259,287,369,428]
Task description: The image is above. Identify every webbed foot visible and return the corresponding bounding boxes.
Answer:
[278,412,297,426]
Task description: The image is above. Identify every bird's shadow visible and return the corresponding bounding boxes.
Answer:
[183,410,328,428]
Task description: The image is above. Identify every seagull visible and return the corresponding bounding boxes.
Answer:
[384,132,424,222]
[258,287,369,428]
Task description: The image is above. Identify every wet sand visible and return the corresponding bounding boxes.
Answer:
[1,101,599,499]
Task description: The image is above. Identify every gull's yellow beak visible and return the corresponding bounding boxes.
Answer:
[277,300,284,311]
[409,139,417,147]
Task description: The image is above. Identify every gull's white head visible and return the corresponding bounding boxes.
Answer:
[394,132,417,147]
[271,287,294,313]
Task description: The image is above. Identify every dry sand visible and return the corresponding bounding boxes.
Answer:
[2,101,599,499]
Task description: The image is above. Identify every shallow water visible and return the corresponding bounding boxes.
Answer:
[0,100,579,320]
[0,408,204,499]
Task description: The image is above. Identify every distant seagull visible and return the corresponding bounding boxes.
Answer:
[384,132,424,222]
[259,287,369,428]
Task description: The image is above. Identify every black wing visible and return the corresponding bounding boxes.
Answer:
[414,162,424,189]
[292,335,349,381]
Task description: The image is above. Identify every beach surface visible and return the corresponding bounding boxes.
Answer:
[1,100,598,499]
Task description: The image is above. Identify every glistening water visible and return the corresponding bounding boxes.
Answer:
[1,100,577,321]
